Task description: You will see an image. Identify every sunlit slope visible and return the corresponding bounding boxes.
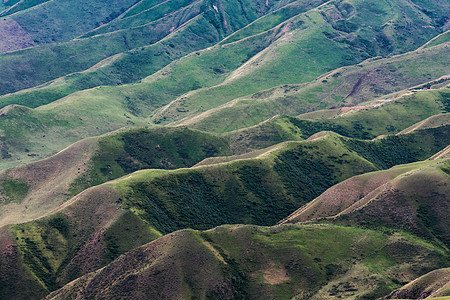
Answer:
[180,44,450,133]
[0,0,294,97]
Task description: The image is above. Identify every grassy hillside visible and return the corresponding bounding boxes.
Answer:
[152,0,449,126]
[2,119,447,228]
[8,0,140,43]
[0,1,447,171]
[45,224,449,299]
[383,268,450,299]
[0,0,303,99]
[182,44,450,133]
[222,88,450,153]
[398,113,450,134]
[0,126,230,227]
[282,159,450,248]
[2,127,449,295]
[0,0,51,16]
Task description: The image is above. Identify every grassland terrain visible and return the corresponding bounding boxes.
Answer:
[383,268,450,299]
[0,75,448,171]
[0,0,447,170]
[0,125,449,297]
[44,223,448,299]
[179,44,450,133]
[0,126,231,227]
[281,158,450,246]
[0,0,301,98]
[0,0,449,298]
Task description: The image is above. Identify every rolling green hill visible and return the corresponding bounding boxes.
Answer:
[1,126,448,296]
[0,0,449,299]
[0,126,230,227]
[0,0,308,98]
[45,224,448,300]
[282,158,450,247]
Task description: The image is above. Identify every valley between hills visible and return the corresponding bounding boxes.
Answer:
[0,0,449,299]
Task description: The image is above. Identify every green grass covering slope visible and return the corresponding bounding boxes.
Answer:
[0,126,229,227]
[383,268,450,299]
[46,224,449,299]
[0,0,302,100]
[183,43,450,133]
[222,88,450,153]
[9,0,140,44]
[1,127,448,297]
[0,186,161,298]
[152,0,448,125]
[0,7,218,98]
[108,127,450,234]
[282,158,450,246]
[0,0,51,17]
[424,30,450,48]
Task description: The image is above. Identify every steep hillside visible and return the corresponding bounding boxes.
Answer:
[0,127,230,226]
[0,0,304,98]
[45,224,448,300]
[0,0,448,298]
[181,44,450,133]
[282,159,450,247]
[1,77,448,171]
[1,127,449,296]
[383,268,450,299]
[0,1,447,170]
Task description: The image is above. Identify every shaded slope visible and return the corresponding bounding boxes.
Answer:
[46,224,448,300]
[383,268,450,299]
[7,0,140,44]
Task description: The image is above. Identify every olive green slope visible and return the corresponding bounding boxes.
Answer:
[0,0,448,171]
[152,0,449,126]
[222,88,450,153]
[6,0,140,44]
[282,158,450,246]
[1,50,448,172]
[181,44,450,133]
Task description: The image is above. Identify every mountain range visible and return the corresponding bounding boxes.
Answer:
[0,0,449,299]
